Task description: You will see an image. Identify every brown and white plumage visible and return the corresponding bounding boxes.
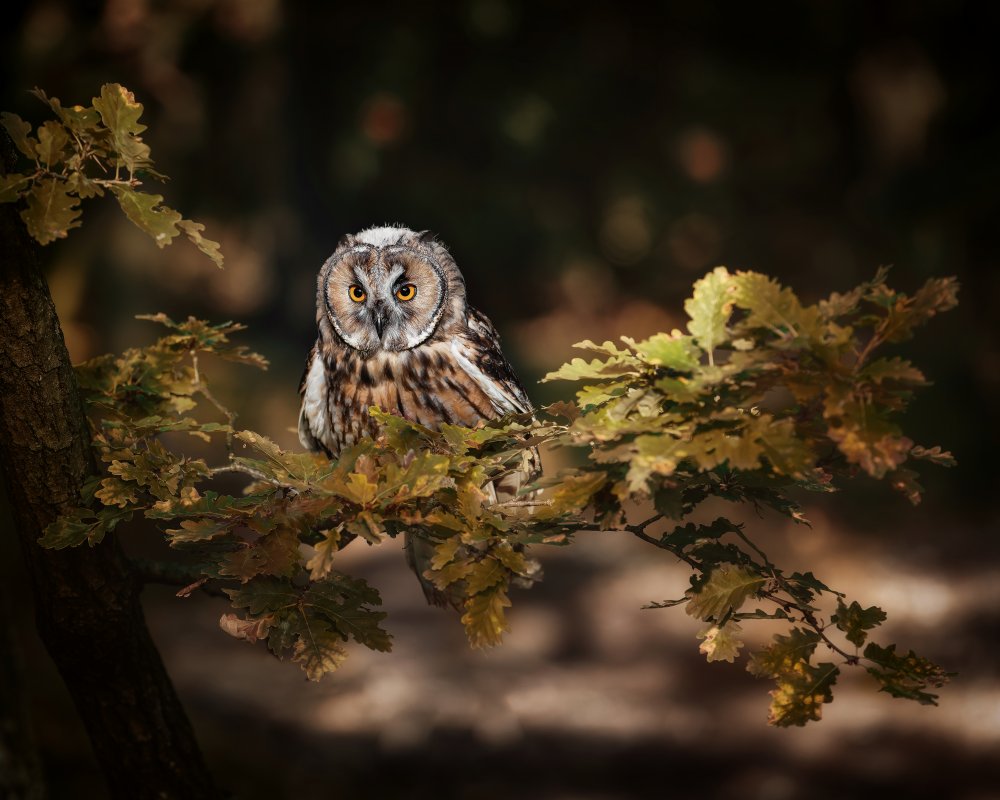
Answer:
[298,225,538,602]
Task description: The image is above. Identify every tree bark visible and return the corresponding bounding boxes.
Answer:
[0,579,46,800]
[0,141,219,799]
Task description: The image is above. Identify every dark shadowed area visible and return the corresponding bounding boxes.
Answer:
[2,1,999,798]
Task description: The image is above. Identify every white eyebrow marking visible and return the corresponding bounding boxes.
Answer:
[386,263,406,284]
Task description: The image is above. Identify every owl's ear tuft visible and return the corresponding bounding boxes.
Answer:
[416,229,436,244]
[336,233,355,251]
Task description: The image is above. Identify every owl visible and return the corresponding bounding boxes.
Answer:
[298,225,539,603]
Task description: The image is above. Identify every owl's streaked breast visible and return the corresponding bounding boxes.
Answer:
[301,339,501,456]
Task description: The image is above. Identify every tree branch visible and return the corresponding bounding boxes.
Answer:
[733,528,857,664]
[131,558,231,599]
[625,514,701,568]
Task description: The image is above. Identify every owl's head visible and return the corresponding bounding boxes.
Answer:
[317,226,467,353]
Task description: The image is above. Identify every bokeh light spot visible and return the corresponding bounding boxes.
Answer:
[853,42,946,165]
[20,1,70,57]
[360,92,408,146]
[214,0,282,43]
[504,95,553,147]
[675,126,728,183]
[600,195,652,266]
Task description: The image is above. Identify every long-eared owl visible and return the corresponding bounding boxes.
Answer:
[298,225,539,603]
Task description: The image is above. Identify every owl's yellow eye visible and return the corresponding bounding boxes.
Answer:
[396,283,416,302]
[348,285,366,303]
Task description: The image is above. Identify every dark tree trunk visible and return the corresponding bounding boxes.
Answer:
[0,142,219,799]
[0,580,45,800]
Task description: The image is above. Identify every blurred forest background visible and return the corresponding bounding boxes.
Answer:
[2,1,999,798]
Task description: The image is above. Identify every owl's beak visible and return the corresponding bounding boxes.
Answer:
[371,301,388,338]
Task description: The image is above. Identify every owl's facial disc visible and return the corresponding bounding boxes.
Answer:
[323,245,447,353]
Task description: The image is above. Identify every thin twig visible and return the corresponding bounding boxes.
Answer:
[490,499,553,509]
[734,527,771,566]
[130,558,229,599]
[736,530,858,664]
[760,589,856,663]
[733,529,857,663]
[630,513,664,533]
[191,349,236,453]
[623,513,702,568]
[209,462,280,484]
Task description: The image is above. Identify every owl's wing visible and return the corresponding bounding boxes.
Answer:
[457,306,534,416]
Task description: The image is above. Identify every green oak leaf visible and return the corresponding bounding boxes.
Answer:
[39,506,131,549]
[291,617,348,681]
[0,173,34,203]
[306,530,342,581]
[862,357,926,385]
[30,88,102,131]
[627,332,700,371]
[541,356,642,383]
[304,579,391,652]
[731,270,823,343]
[748,628,839,726]
[66,171,104,199]
[463,556,508,595]
[380,452,453,503]
[35,120,69,167]
[572,339,635,358]
[177,219,224,268]
[697,620,745,663]
[767,661,839,726]
[863,643,952,705]
[462,582,511,648]
[909,445,956,467]
[684,266,734,363]
[218,546,268,583]
[165,518,233,544]
[94,476,139,508]
[534,471,607,519]
[225,578,300,615]
[111,186,182,246]
[20,177,82,244]
[878,277,959,344]
[686,565,766,621]
[824,398,913,479]
[1,112,37,157]
[92,83,152,173]
[832,600,887,648]
[430,536,462,570]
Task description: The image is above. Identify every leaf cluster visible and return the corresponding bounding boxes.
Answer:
[1,85,222,265]
[40,269,957,718]
[536,266,957,723]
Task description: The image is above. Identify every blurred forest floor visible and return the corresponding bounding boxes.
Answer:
[5,486,999,799]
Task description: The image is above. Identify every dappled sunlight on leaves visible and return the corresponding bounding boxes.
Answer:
[38,266,959,721]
